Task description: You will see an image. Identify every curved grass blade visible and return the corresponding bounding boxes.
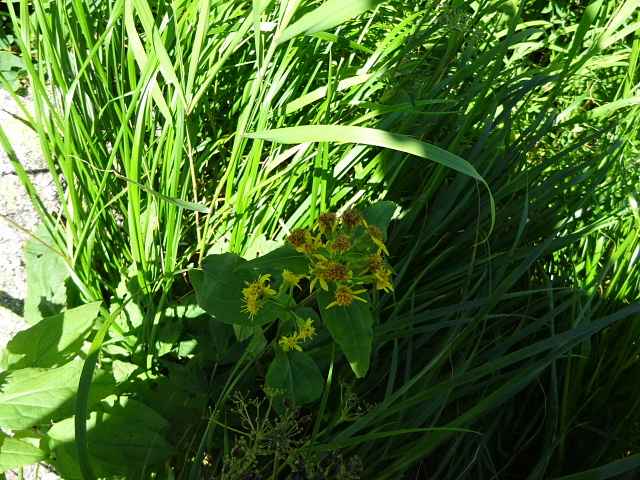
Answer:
[549,453,640,479]
[115,171,211,213]
[275,0,384,45]
[74,270,188,480]
[311,426,480,451]
[245,125,495,232]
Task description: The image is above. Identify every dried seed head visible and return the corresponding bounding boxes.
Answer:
[325,263,351,283]
[299,414,312,424]
[340,209,363,228]
[327,461,342,478]
[318,212,337,229]
[287,228,307,247]
[367,254,383,273]
[319,453,334,469]
[330,234,351,251]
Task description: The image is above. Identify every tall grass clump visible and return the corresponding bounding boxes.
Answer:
[0,0,639,479]
[1,0,441,317]
[335,0,640,478]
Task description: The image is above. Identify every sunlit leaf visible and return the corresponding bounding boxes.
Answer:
[276,0,384,45]
[1,302,101,370]
[0,431,47,472]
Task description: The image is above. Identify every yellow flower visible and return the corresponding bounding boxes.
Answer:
[279,334,303,352]
[243,274,276,298]
[309,254,331,292]
[310,271,329,292]
[373,268,394,293]
[282,270,306,289]
[297,318,316,340]
[360,253,383,275]
[287,228,307,248]
[363,220,389,255]
[301,230,323,253]
[289,229,323,253]
[241,296,262,320]
[326,285,368,309]
[316,212,337,235]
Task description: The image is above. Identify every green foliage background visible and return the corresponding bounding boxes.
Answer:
[0,0,639,478]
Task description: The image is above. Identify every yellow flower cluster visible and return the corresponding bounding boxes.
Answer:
[241,274,276,320]
[285,208,394,309]
[281,270,306,289]
[279,319,317,352]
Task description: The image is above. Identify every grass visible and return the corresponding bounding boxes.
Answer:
[0,0,639,478]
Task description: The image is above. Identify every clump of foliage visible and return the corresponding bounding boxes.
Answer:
[191,203,395,384]
[0,4,28,93]
[0,206,393,479]
[1,0,640,479]
[210,392,363,480]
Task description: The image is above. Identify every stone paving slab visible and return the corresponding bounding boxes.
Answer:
[0,88,61,479]
[0,88,59,346]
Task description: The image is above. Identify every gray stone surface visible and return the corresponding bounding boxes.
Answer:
[0,88,59,346]
[0,88,61,479]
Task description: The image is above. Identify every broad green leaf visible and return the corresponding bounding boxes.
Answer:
[276,0,384,45]
[0,431,47,472]
[363,201,398,238]
[190,253,291,326]
[110,360,139,385]
[0,51,26,91]
[163,353,208,396]
[243,233,282,260]
[23,225,69,325]
[203,317,234,363]
[235,245,310,274]
[318,289,373,378]
[265,349,324,407]
[0,361,115,430]
[1,302,101,370]
[48,395,177,479]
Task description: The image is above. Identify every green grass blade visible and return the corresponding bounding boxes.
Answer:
[549,453,640,480]
[246,125,495,231]
[244,125,486,182]
[275,0,384,44]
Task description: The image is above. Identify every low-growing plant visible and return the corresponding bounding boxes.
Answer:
[209,392,364,480]
[0,205,396,479]
[0,7,28,93]
[191,202,396,383]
